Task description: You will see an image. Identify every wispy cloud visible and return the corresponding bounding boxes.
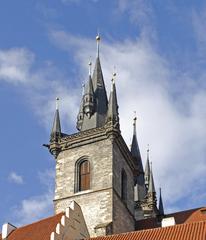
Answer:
[10,169,54,226]
[116,0,156,39]
[0,47,80,131]
[8,172,24,185]
[0,48,34,84]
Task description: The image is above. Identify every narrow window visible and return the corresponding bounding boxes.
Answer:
[121,169,127,203]
[79,160,90,191]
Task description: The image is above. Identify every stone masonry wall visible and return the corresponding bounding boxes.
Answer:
[54,137,113,237]
[55,189,112,237]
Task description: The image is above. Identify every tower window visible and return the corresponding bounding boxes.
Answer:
[79,160,90,191]
[121,169,127,203]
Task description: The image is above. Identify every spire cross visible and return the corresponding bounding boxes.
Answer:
[133,111,137,122]
[147,144,150,153]
[112,72,116,83]
[88,61,92,76]
[96,34,101,57]
[56,97,60,110]
[111,72,116,91]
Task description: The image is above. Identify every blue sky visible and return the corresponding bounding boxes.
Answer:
[0,0,206,227]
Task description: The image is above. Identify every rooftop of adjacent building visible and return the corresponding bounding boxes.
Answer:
[1,207,206,240]
[89,220,206,240]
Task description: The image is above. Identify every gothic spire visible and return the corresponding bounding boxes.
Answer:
[77,35,108,131]
[76,83,85,131]
[50,98,61,142]
[148,162,156,194]
[131,114,143,173]
[92,35,108,109]
[159,188,164,216]
[145,146,151,190]
[106,73,119,126]
[83,62,95,118]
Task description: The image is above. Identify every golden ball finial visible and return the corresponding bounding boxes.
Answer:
[133,111,137,121]
[56,97,59,101]
[96,35,100,41]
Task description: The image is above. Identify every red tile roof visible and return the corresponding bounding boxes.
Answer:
[90,220,206,240]
[5,212,64,240]
[0,207,205,240]
[136,207,206,230]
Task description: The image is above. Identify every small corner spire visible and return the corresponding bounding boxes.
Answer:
[106,72,119,127]
[159,187,164,216]
[148,161,156,194]
[96,33,101,58]
[50,97,62,142]
[145,144,151,189]
[88,60,92,76]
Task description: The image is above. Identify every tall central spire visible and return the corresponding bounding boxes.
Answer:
[76,35,108,131]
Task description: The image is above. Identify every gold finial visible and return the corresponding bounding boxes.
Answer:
[96,32,101,57]
[147,144,150,152]
[96,35,100,41]
[88,61,92,76]
[56,97,59,110]
[133,111,137,122]
[112,72,117,84]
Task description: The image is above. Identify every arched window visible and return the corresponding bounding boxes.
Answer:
[121,169,127,203]
[78,160,90,191]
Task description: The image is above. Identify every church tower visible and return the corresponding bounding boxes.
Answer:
[46,35,163,237]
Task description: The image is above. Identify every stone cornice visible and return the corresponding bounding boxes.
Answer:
[48,122,137,173]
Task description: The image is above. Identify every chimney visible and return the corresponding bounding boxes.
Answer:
[161,217,175,227]
[2,223,16,239]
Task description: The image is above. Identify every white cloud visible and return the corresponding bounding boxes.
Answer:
[0,47,80,132]
[0,48,34,84]
[116,0,156,39]
[50,30,206,212]
[11,169,54,226]
[8,172,24,185]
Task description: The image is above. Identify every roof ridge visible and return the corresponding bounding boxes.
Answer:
[89,219,206,239]
[14,212,64,230]
[167,206,203,215]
